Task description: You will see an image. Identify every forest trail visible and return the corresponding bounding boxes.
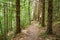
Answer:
[12,21,57,40]
[12,21,40,40]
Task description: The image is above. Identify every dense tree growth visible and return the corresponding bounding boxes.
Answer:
[0,0,60,40]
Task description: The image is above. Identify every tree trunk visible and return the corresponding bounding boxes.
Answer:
[47,0,53,34]
[38,0,40,21]
[28,0,31,24]
[41,0,45,27]
[3,3,8,40]
[33,0,38,20]
[38,0,41,22]
[16,0,21,34]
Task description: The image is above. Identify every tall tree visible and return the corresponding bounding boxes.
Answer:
[3,3,8,40]
[38,0,40,21]
[38,0,42,23]
[33,0,38,20]
[41,0,45,27]
[28,0,31,24]
[16,0,21,34]
[47,0,53,34]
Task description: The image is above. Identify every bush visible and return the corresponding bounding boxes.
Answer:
[52,22,60,37]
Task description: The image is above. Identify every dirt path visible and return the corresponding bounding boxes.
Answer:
[12,21,58,40]
[12,21,40,40]
[24,21,40,40]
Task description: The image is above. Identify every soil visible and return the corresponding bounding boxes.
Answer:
[11,21,59,40]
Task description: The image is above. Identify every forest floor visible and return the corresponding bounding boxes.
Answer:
[12,21,58,40]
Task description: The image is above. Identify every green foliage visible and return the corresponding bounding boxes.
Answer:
[0,0,32,39]
[39,32,47,38]
[53,0,60,22]
[0,0,60,40]
[20,0,32,29]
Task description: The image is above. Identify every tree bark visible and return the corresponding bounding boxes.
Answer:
[28,0,31,24]
[37,0,40,21]
[41,0,45,27]
[16,0,21,34]
[33,0,38,20]
[47,0,53,34]
[38,0,42,23]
